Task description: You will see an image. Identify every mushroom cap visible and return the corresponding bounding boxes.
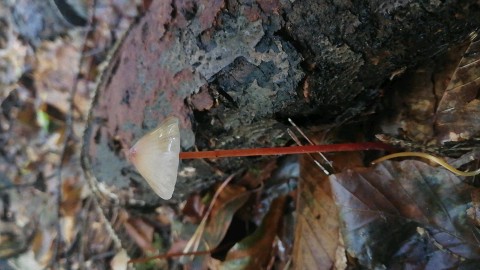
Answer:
[128,116,180,200]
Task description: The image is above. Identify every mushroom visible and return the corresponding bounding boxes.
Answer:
[128,116,398,200]
[128,116,180,200]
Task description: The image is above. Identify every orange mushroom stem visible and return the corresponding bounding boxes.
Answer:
[179,142,394,159]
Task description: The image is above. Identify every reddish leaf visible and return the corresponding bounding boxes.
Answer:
[330,160,480,268]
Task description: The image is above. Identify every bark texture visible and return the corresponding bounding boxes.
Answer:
[82,0,480,204]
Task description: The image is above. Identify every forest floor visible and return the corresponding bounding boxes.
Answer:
[1,1,480,270]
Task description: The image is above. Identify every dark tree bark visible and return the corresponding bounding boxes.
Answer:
[82,0,480,204]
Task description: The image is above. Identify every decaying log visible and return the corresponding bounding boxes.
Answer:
[82,0,480,204]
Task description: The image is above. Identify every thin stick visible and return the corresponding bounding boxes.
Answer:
[179,142,393,159]
[372,152,480,177]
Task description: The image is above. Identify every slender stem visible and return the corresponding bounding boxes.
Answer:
[179,142,394,159]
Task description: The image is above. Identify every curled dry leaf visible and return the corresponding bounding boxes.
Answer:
[202,184,251,248]
[179,182,251,268]
[330,160,480,268]
[221,195,287,270]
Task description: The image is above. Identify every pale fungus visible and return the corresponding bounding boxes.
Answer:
[128,116,396,200]
[128,116,180,200]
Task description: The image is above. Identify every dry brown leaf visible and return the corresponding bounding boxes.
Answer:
[379,66,438,142]
[155,205,176,226]
[61,177,83,217]
[330,159,480,268]
[467,188,480,227]
[176,180,252,268]
[221,195,287,269]
[293,156,341,269]
[435,33,480,143]
[377,36,477,146]
[60,216,76,246]
[293,152,363,270]
[34,38,82,115]
[202,184,251,248]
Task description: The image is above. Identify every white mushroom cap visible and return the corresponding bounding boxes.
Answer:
[128,116,180,200]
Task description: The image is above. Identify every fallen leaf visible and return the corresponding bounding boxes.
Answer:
[0,221,31,259]
[180,182,251,269]
[34,38,82,115]
[201,184,252,250]
[61,177,83,217]
[221,195,287,270]
[293,152,362,270]
[60,216,76,247]
[155,205,176,226]
[330,160,480,268]
[5,250,43,270]
[467,188,480,227]
[435,33,480,143]
[379,66,438,142]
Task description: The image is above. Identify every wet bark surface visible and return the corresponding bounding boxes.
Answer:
[82,0,480,204]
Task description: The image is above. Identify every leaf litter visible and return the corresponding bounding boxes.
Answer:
[330,158,480,268]
[0,1,140,268]
[1,0,480,269]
